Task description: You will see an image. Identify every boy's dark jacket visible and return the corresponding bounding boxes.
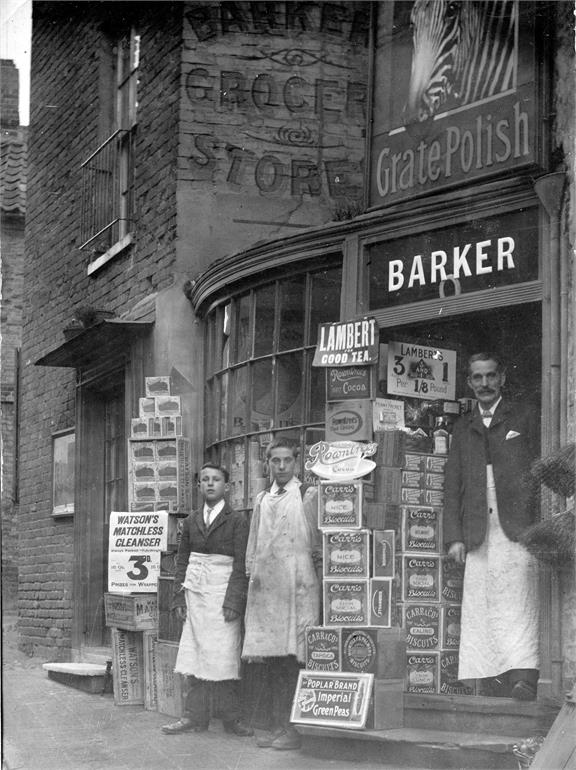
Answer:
[172,503,249,613]
[443,400,538,551]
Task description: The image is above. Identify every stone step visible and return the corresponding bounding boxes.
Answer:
[298,725,523,769]
[42,662,111,694]
[404,693,560,736]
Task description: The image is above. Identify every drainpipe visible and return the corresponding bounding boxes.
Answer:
[533,171,566,698]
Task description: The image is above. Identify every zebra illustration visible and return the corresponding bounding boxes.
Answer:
[404,0,517,124]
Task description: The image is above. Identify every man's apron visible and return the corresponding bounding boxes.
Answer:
[242,486,319,663]
[458,465,540,681]
[174,553,241,681]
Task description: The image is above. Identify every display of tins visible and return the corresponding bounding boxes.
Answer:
[323,530,370,578]
[405,652,439,694]
[400,506,441,554]
[372,530,395,578]
[441,605,462,649]
[441,557,464,603]
[400,555,441,603]
[403,604,441,650]
[439,652,475,696]
[305,627,342,672]
[369,579,393,627]
[318,481,362,529]
[323,580,369,627]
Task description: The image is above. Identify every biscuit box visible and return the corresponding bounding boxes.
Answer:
[323,530,370,578]
[425,455,447,474]
[400,506,442,554]
[441,604,462,649]
[318,481,362,529]
[305,627,342,671]
[369,579,393,627]
[401,487,445,506]
[342,627,405,678]
[372,530,395,578]
[439,652,475,696]
[441,557,464,603]
[403,604,441,650]
[403,453,426,472]
[375,430,405,466]
[374,467,401,504]
[363,502,400,531]
[405,652,440,694]
[324,580,370,627]
[400,555,441,602]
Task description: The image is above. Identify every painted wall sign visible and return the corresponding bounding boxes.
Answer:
[313,318,378,367]
[108,511,168,593]
[387,341,457,401]
[369,209,539,308]
[327,366,373,401]
[291,671,373,729]
[369,1,543,207]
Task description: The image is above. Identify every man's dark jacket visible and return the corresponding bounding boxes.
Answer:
[172,503,249,613]
[443,400,538,551]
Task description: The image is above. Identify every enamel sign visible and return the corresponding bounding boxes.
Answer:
[291,671,373,729]
[313,318,378,367]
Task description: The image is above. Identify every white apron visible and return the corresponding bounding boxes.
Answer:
[174,552,241,681]
[242,485,319,663]
[458,465,540,681]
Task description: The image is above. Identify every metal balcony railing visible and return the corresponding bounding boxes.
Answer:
[80,128,135,254]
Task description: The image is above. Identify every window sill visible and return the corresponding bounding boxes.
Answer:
[87,233,133,276]
[52,505,74,519]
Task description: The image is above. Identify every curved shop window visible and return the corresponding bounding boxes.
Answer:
[204,261,342,510]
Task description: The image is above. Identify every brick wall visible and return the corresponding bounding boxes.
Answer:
[20,3,181,657]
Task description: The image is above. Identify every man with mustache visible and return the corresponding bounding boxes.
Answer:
[444,352,540,700]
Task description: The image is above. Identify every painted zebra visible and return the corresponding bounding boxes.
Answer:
[404,0,517,124]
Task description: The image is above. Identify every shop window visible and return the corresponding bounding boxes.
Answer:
[204,261,342,510]
[52,429,75,517]
[80,26,140,274]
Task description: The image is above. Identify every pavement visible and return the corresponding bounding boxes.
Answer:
[1,614,425,770]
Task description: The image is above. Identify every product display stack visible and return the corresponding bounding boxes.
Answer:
[105,376,189,715]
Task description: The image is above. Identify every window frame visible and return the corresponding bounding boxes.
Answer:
[51,428,76,518]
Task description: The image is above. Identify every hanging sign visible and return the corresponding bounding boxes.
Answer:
[313,318,378,367]
[291,671,373,729]
[108,511,169,593]
[306,440,378,481]
[387,342,456,401]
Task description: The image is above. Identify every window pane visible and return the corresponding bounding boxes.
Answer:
[205,315,216,376]
[219,372,229,439]
[251,359,273,432]
[279,276,305,351]
[230,366,249,436]
[221,304,231,369]
[232,295,252,364]
[204,380,216,445]
[309,266,342,344]
[308,350,327,423]
[254,285,275,357]
[276,352,304,428]
[227,438,246,510]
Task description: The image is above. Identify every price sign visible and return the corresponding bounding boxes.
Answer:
[387,341,456,401]
[108,511,168,593]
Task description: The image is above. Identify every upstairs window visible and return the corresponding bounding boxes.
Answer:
[81,26,140,273]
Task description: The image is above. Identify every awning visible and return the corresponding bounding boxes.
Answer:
[35,319,153,368]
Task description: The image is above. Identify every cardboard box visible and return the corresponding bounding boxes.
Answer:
[148,418,162,437]
[441,604,462,649]
[369,579,393,627]
[372,530,395,578]
[405,652,439,694]
[324,579,370,627]
[342,627,405,678]
[139,397,156,418]
[129,441,156,462]
[145,376,171,397]
[143,630,158,710]
[155,395,181,417]
[425,455,447,474]
[400,555,441,602]
[374,467,401,504]
[131,463,156,482]
[305,626,342,671]
[403,604,441,650]
[128,439,192,513]
[104,593,157,631]
[325,400,373,442]
[441,557,464,603]
[366,678,404,730]
[439,651,475,696]
[154,640,187,717]
[111,628,145,705]
[375,430,404,466]
[131,418,150,439]
[161,416,182,437]
[323,530,370,578]
[318,481,362,530]
[157,575,183,643]
[399,506,442,554]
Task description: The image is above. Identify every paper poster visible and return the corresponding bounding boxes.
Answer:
[387,341,456,401]
[108,511,168,593]
[373,398,405,432]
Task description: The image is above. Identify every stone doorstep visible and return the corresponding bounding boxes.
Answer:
[42,662,109,694]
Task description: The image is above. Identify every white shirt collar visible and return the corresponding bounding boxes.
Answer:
[271,477,299,494]
[480,396,502,416]
[203,499,225,517]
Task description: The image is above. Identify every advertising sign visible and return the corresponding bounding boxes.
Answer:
[387,341,456,401]
[291,671,373,729]
[327,366,373,402]
[369,1,542,208]
[313,318,378,367]
[306,441,377,481]
[108,511,168,593]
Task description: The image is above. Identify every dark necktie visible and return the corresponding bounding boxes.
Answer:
[276,486,286,495]
[481,413,492,464]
